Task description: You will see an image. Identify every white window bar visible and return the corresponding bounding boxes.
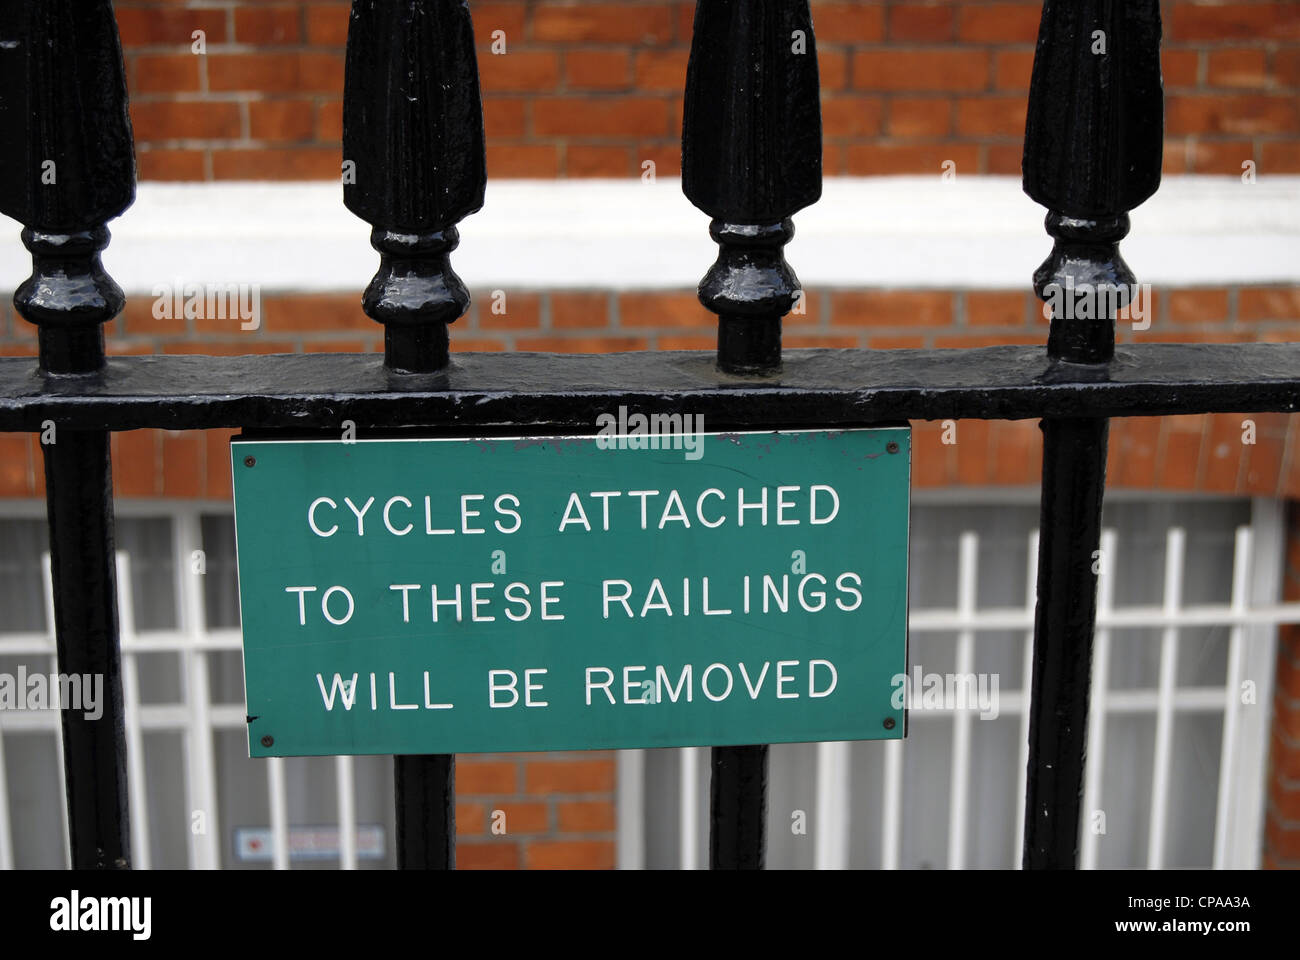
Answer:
[679,746,699,869]
[1218,498,1284,867]
[267,756,290,870]
[336,756,357,870]
[115,552,152,870]
[39,554,71,869]
[173,511,220,870]
[1012,529,1041,869]
[615,749,645,869]
[880,738,903,870]
[1213,525,1253,866]
[0,727,11,869]
[1080,529,1118,870]
[1147,527,1186,869]
[947,532,979,869]
[814,741,850,869]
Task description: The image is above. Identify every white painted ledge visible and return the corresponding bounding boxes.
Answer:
[1,176,1297,295]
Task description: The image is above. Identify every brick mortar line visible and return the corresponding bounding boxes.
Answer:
[1266,802,1300,829]
[131,92,341,103]
[1273,724,1300,751]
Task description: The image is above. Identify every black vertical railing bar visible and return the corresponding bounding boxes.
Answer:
[683,0,822,868]
[683,0,822,377]
[343,0,486,376]
[1020,0,1165,869]
[0,0,136,868]
[342,0,487,868]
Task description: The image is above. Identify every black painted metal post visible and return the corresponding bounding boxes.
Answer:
[393,754,455,869]
[683,0,822,868]
[343,0,486,376]
[1021,0,1164,869]
[0,1,136,868]
[343,0,487,868]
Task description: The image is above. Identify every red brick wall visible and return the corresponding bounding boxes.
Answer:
[115,0,1300,180]
[456,753,616,869]
[2,285,1297,501]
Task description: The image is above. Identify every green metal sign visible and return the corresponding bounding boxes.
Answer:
[231,428,910,757]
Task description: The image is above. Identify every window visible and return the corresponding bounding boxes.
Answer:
[0,496,1291,869]
[626,496,1289,869]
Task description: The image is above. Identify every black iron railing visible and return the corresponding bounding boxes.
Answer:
[0,0,1296,871]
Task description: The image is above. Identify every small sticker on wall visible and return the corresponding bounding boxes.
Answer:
[234,825,386,862]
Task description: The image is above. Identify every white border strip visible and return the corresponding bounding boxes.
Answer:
[2,176,1296,295]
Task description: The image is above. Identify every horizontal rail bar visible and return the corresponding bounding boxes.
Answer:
[3,599,1296,655]
[0,686,1247,734]
[0,344,1297,432]
[911,603,1300,630]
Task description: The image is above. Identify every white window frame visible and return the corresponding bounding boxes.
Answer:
[616,493,1297,870]
[0,493,1293,870]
